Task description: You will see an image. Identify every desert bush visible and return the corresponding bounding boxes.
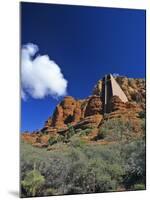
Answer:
[66,124,75,138]
[48,136,58,146]
[60,125,76,143]
[96,118,134,142]
[66,144,125,193]
[85,159,121,192]
[69,136,86,148]
[79,128,92,136]
[133,183,145,190]
[20,134,146,197]
[21,165,45,197]
[44,188,57,195]
[65,151,124,194]
[122,139,146,189]
[57,134,64,142]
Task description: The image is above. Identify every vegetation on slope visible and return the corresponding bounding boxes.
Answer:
[20,116,145,197]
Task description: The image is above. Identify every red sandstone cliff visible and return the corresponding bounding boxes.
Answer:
[22,75,145,146]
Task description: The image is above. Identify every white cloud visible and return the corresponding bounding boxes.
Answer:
[21,89,27,101]
[21,43,68,100]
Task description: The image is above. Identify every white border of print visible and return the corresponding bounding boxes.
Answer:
[0,0,149,200]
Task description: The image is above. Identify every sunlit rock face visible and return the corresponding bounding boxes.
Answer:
[22,74,145,145]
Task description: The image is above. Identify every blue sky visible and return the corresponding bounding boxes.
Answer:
[21,2,146,132]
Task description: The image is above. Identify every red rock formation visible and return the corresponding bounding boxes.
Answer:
[93,80,102,96]
[75,114,103,130]
[22,76,145,146]
[103,95,143,123]
[21,133,39,144]
[44,118,52,128]
[110,96,127,112]
[51,105,64,128]
[50,96,83,129]
[74,101,82,122]
[84,95,103,116]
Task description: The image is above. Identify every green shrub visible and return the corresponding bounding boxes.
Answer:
[69,137,86,148]
[123,139,146,189]
[96,128,106,140]
[96,118,134,142]
[45,188,57,195]
[21,165,45,197]
[66,124,75,138]
[20,135,146,197]
[79,128,92,136]
[57,135,65,142]
[48,136,58,146]
[60,124,76,143]
[133,183,145,190]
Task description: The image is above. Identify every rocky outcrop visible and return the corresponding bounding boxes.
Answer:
[43,96,102,132]
[21,133,38,144]
[40,99,82,135]
[84,95,103,116]
[41,127,58,135]
[93,80,103,96]
[110,95,143,113]
[51,104,65,128]
[110,96,127,112]
[74,114,103,130]
[50,96,83,129]
[115,77,145,104]
[22,75,145,146]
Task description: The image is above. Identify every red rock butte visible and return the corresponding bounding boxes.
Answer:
[22,74,145,146]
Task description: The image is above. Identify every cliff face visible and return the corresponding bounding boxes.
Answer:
[41,95,103,133]
[22,75,145,146]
